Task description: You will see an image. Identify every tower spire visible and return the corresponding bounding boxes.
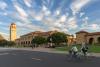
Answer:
[10,23,16,41]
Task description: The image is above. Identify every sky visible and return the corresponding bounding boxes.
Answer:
[0,0,100,40]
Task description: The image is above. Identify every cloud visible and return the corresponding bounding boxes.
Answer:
[0,32,9,40]
[49,27,61,31]
[3,12,8,16]
[0,0,99,40]
[55,10,61,16]
[12,15,45,31]
[12,0,85,34]
[82,16,89,24]
[81,21,100,31]
[71,0,90,15]
[29,5,69,32]
[66,17,78,30]
[12,1,45,31]
[14,3,28,18]
[0,1,7,10]
[35,15,43,21]
[24,0,32,7]
[59,15,67,23]
[29,10,44,21]
[61,28,68,33]
[47,16,78,32]
[42,5,48,12]
[0,32,8,36]
[25,1,69,32]
[54,23,62,28]
[80,12,85,17]
[42,5,51,16]
[10,0,96,37]
[88,24,100,30]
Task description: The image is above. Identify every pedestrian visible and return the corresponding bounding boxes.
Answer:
[32,44,34,49]
[32,44,35,49]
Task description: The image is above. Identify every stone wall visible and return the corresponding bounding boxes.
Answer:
[76,31,100,45]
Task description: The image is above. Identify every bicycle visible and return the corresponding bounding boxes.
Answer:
[67,50,81,61]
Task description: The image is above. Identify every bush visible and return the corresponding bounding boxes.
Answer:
[0,40,16,47]
[31,36,47,47]
[50,32,67,46]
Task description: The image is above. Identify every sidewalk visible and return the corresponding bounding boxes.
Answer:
[32,47,100,57]
[32,47,67,54]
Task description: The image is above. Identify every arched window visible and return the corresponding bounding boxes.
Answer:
[28,41,30,44]
[97,37,100,43]
[26,41,27,44]
[89,38,94,44]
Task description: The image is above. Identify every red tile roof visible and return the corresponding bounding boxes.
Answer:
[76,31,88,34]
[87,32,100,36]
[21,31,55,37]
[76,31,100,36]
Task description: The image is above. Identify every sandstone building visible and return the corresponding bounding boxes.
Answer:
[10,23,16,41]
[67,35,76,46]
[15,31,73,47]
[15,31,58,46]
[76,31,100,44]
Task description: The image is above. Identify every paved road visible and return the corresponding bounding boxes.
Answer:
[0,49,100,67]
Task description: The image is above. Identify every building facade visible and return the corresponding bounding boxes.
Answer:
[15,31,57,46]
[67,35,76,46]
[76,31,100,44]
[10,23,16,41]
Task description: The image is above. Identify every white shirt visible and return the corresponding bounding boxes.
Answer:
[71,46,78,52]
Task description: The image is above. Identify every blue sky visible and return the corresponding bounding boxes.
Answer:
[0,0,100,40]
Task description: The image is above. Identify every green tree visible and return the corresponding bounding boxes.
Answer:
[31,36,47,47]
[7,41,16,47]
[50,32,67,46]
[0,40,16,47]
[0,40,7,47]
[47,36,52,43]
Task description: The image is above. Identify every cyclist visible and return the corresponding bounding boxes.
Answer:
[69,42,78,58]
[81,42,88,56]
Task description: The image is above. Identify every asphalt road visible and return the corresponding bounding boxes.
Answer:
[0,49,100,67]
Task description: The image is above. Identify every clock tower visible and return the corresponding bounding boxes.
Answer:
[10,23,16,41]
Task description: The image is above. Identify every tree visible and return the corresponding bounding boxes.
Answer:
[47,36,52,43]
[0,40,16,47]
[50,32,67,46]
[7,41,16,47]
[31,36,47,47]
[0,40,7,47]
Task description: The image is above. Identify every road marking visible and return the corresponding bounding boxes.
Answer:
[32,58,41,61]
[0,53,9,55]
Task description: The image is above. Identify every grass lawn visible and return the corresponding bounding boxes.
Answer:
[89,45,100,53]
[55,45,100,53]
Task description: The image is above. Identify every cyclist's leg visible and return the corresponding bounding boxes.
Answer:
[73,52,77,58]
[68,51,73,60]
